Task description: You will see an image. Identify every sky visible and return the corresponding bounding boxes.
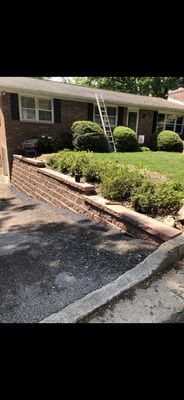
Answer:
[50,77,75,83]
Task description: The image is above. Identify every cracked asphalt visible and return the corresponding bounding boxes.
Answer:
[0,174,158,323]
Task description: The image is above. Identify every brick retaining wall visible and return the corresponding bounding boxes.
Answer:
[11,155,182,242]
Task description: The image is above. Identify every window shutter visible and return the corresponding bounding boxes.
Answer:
[88,103,94,121]
[10,93,20,120]
[117,107,124,125]
[54,99,61,123]
[152,111,158,133]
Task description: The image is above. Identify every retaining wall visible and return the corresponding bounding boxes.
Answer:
[11,155,182,242]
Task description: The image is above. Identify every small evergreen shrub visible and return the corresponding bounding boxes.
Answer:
[71,121,103,137]
[131,180,183,214]
[53,150,75,173]
[113,126,138,152]
[73,131,109,152]
[71,121,109,152]
[82,159,106,182]
[99,165,143,200]
[157,130,183,152]
[68,152,94,175]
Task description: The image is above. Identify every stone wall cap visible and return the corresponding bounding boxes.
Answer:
[13,154,45,167]
[84,195,182,241]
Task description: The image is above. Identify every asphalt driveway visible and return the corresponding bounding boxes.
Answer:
[0,174,158,323]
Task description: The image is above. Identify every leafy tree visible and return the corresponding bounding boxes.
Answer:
[73,77,183,98]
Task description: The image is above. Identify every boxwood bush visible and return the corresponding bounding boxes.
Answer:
[73,131,109,152]
[157,130,183,152]
[99,165,147,201]
[47,150,107,182]
[113,126,138,152]
[71,121,109,152]
[131,180,183,215]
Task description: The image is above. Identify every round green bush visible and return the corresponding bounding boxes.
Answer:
[113,126,138,152]
[71,121,104,138]
[73,131,108,152]
[71,121,108,152]
[157,130,183,152]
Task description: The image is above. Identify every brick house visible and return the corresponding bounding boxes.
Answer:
[168,87,184,105]
[1,77,184,178]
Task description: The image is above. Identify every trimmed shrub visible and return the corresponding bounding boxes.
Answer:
[131,180,183,215]
[67,152,94,175]
[48,150,75,173]
[71,121,109,152]
[45,153,59,169]
[157,130,183,152]
[99,165,143,200]
[82,159,106,183]
[73,131,109,152]
[71,121,103,137]
[47,150,106,182]
[113,126,138,152]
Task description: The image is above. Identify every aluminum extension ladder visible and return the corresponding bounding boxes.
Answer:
[95,94,117,152]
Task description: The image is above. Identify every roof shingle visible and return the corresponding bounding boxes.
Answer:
[1,77,184,113]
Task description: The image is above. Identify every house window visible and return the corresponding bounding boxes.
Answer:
[93,105,117,128]
[165,114,175,131]
[127,109,139,133]
[175,117,183,134]
[20,96,53,123]
[156,113,184,134]
[157,113,165,132]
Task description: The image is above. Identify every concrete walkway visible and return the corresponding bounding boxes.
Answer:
[0,174,157,323]
[88,259,184,323]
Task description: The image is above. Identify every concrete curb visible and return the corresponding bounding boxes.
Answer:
[40,234,184,323]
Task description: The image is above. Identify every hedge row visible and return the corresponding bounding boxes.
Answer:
[46,150,184,215]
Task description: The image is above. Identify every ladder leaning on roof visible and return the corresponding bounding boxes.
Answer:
[95,94,117,152]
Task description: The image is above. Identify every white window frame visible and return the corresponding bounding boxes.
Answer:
[127,108,139,134]
[156,112,184,134]
[93,104,118,128]
[19,94,54,123]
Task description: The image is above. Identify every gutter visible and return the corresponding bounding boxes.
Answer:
[1,87,184,114]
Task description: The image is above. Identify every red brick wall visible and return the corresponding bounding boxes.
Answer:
[168,89,184,103]
[138,109,154,145]
[10,156,161,242]
[2,93,88,168]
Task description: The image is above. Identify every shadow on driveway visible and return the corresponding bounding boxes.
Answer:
[0,184,158,323]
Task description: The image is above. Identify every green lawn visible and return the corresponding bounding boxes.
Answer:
[92,151,184,188]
